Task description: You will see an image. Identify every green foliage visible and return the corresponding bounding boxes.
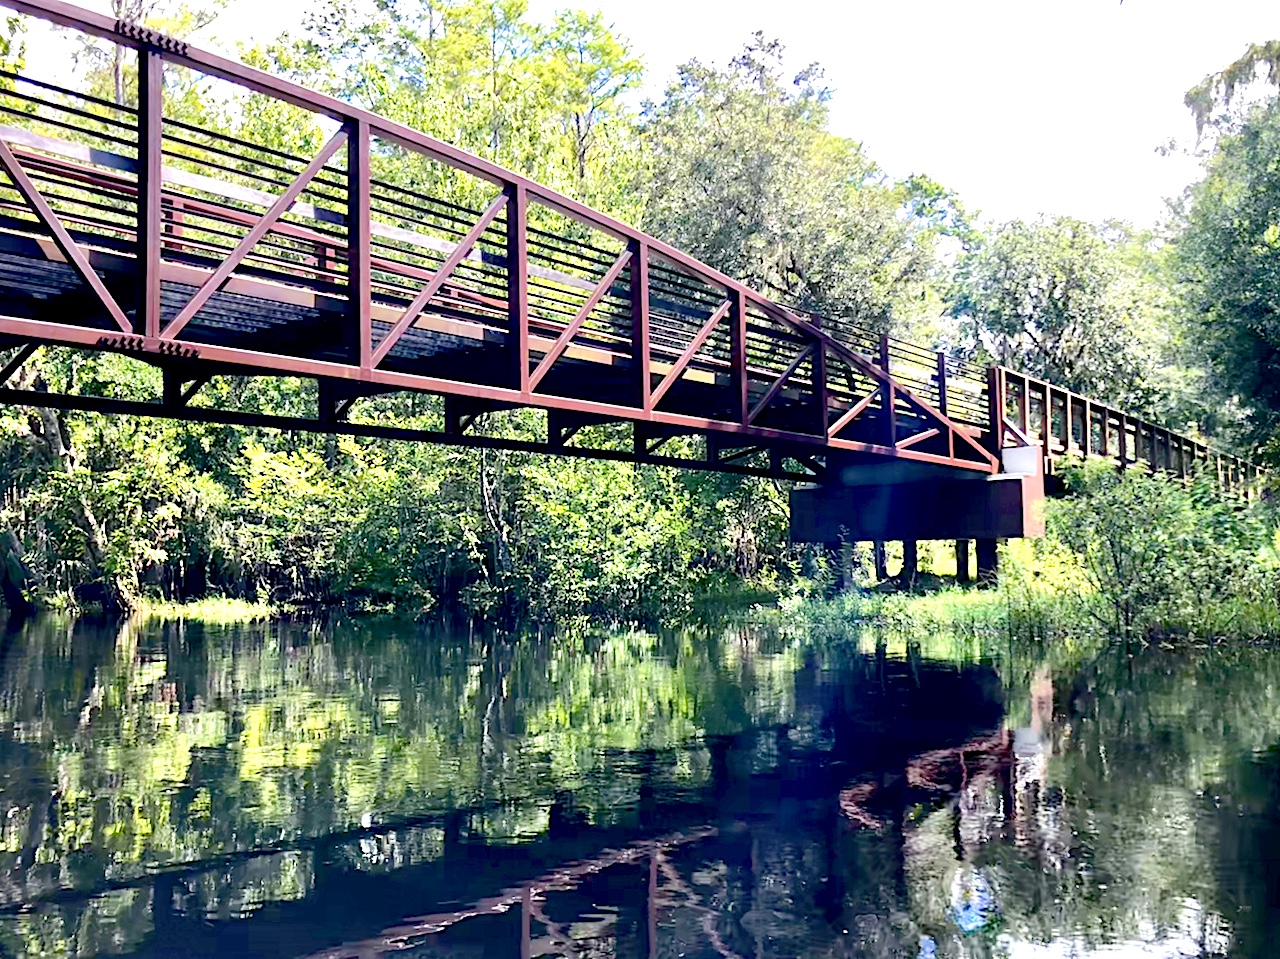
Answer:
[0,0,1266,630]
[1178,95,1280,453]
[640,35,948,334]
[1186,39,1280,134]
[950,218,1167,408]
[1050,460,1277,636]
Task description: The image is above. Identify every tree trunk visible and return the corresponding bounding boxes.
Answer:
[28,398,124,609]
[0,526,33,616]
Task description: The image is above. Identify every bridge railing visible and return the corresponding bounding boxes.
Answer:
[993,367,1262,496]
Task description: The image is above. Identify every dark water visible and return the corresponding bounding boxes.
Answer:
[0,615,1271,957]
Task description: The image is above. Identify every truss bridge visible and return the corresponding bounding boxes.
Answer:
[0,0,1261,560]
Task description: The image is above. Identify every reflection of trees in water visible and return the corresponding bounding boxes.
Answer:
[0,615,814,955]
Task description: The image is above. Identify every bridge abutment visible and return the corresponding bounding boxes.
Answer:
[791,447,1044,583]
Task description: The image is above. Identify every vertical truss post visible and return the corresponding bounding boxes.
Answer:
[986,366,1002,454]
[506,182,528,391]
[137,49,164,340]
[1037,384,1049,448]
[935,351,948,417]
[879,334,894,447]
[812,332,827,435]
[630,238,650,410]
[730,289,748,425]
[347,119,372,370]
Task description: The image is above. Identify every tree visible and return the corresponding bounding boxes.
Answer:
[1177,95,1280,453]
[1186,40,1280,135]
[262,0,642,214]
[640,35,946,336]
[949,217,1165,409]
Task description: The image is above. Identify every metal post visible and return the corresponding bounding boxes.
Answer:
[986,366,1002,454]
[631,239,650,410]
[730,289,748,425]
[935,350,948,417]
[879,334,894,446]
[137,50,163,340]
[956,539,970,584]
[347,119,371,369]
[873,541,888,581]
[976,538,998,585]
[507,182,528,391]
[813,336,828,435]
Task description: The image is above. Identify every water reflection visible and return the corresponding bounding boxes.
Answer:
[0,615,1271,956]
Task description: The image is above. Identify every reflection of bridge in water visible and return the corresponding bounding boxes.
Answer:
[0,0,1263,574]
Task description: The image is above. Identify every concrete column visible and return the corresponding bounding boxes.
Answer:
[902,540,918,582]
[956,539,971,584]
[872,541,887,581]
[977,538,998,584]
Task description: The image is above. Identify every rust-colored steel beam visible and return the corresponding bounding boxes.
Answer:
[0,138,132,332]
[137,49,163,339]
[0,387,823,481]
[650,297,731,408]
[991,365,1260,492]
[161,129,348,340]
[529,249,631,391]
[372,191,507,367]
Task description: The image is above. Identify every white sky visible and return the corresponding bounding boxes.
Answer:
[35,0,1280,227]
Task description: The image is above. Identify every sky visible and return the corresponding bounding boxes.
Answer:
[39,0,1280,227]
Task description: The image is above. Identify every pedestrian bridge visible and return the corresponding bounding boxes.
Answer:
[0,0,1260,551]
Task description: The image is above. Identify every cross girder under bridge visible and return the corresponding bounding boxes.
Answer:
[0,0,1261,496]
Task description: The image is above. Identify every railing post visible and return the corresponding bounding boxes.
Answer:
[935,351,948,417]
[137,49,163,340]
[630,238,649,410]
[1117,414,1127,469]
[986,366,1002,455]
[347,119,371,370]
[812,328,828,436]
[879,333,894,447]
[730,289,748,425]
[1063,392,1073,452]
[506,182,528,391]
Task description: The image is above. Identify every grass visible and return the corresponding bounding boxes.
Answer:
[134,596,278,624]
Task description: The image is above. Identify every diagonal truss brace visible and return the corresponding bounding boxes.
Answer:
[529,249,631,391]
[373,192,509,368]
[747,344,814,425]
[0,139,132,333]
[162,129,349,341]
[650,297,732,409]
[759,303,1000,470]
